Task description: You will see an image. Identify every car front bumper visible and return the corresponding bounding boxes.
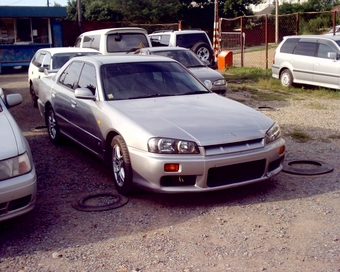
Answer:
[129,138,285,193]
[0,169,37,222]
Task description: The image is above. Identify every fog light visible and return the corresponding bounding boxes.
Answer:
[279,146,285,155]
[164,163,179,172]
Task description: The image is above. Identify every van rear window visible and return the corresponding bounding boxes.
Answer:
[107,33,149,53]
[280,38,300,53]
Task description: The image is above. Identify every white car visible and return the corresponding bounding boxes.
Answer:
[37,55,285,195]
[0,87,37,222]
[28,47,100,108]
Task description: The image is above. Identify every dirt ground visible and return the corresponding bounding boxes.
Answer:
[0,70,340,272]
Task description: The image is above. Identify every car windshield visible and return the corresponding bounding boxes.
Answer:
[150,50,205,68]
[101,61,209,100]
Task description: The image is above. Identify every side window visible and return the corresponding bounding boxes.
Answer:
[42,52,51,69]
[58,61,83,90]
[90,35,100,50]
[32,52,45,67]
[82,35,94,49]
[78,63,97,94]
[293,42,317,56]
[280,38,300,54]
[317,44,334,58]
[150,35,170,46]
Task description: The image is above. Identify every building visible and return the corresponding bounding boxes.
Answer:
[0,6,66,72]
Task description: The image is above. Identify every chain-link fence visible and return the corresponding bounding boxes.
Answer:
[219,10,340,69]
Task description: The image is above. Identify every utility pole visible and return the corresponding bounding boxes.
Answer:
[77,0,83,34]
[275,0,278,44]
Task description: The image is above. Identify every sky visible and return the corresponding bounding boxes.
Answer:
[0,0,68,6]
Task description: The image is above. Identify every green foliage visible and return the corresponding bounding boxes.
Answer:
[223,0,262,18]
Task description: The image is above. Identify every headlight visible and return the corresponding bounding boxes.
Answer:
[265,123,281,144]
[213,79,226,86]
[148,138,199,154]
[0,152,32,181]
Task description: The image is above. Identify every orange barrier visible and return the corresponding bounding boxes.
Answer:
[217,51,233,70]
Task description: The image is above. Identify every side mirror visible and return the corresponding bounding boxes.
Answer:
[328,52,337,60]
[203,80,212,90]
[6,93,23,108]
[74,87,96,101]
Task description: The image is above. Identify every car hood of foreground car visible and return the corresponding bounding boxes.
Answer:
[188,66,224,82]
[0,109,26,160]
[110,93,275,146]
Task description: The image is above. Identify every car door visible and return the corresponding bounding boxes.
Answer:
[68,62,103,154]
[53,61,83,138]
[291,40,317,84]
[313,40,340,88]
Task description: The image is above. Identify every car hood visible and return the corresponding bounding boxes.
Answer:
[111,94,274,146]
[0,110,25,159]
[188,66,223,82]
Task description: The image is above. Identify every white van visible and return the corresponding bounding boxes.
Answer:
[74,27,152,55]
[272,35,340,90]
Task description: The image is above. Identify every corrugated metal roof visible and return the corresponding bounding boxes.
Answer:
[0,6,66,17]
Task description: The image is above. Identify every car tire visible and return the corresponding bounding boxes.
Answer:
[30,83,38,108]
[191,42,212,63]
[280,69,293,87]
[111,135,134,195]
[46,106,61,144]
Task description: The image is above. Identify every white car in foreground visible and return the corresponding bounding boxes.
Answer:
[0,88,37,222]
[38,55,285,195]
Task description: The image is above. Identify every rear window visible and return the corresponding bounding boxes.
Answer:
[107,33,149,53]
[176,33,210,48]
[280,38,300,53]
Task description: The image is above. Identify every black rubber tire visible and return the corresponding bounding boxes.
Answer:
[191,42,212,63]
[111,135,134,195]
[30,83,38,108]
[280,69,293,87]
[46,105,61,144]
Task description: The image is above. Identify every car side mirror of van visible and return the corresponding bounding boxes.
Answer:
[328,52,337,60]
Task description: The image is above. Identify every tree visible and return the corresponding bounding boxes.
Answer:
[223,0,263,18]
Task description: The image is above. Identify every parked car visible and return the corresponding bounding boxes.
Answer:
[148,30,215,66]
[28,47,101,108]
[74,27,152,55]
[272,35,340,89]
[0,87,37,222]
[37,55,285,195]
[325,25,340,35]
[135,47,227,95]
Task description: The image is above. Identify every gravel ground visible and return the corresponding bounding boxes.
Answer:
[1,70,340,272]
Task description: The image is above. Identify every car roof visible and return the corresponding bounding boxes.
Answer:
[79,27,147,36]
[284,34,340,41]
[36,47,100,54]
[71,54,178,65]
[150,29,207,35]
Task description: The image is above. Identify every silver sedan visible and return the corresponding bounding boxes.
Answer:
[37,55,285,195]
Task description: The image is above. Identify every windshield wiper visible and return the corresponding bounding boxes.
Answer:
[187,65,206,68]
[182,90,208,95]
[128,93,174,99]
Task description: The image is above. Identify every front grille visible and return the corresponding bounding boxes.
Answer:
[0,195,32,215]
[160,175,196,187]
[205,138,264,156]
[207,159,266,187]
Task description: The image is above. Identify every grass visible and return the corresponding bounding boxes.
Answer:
[286,129,312,142]
[223,67,340,101]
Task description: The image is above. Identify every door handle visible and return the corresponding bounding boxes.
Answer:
[71,100,77,108]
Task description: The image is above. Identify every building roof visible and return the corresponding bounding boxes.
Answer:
[0,6,66,18]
